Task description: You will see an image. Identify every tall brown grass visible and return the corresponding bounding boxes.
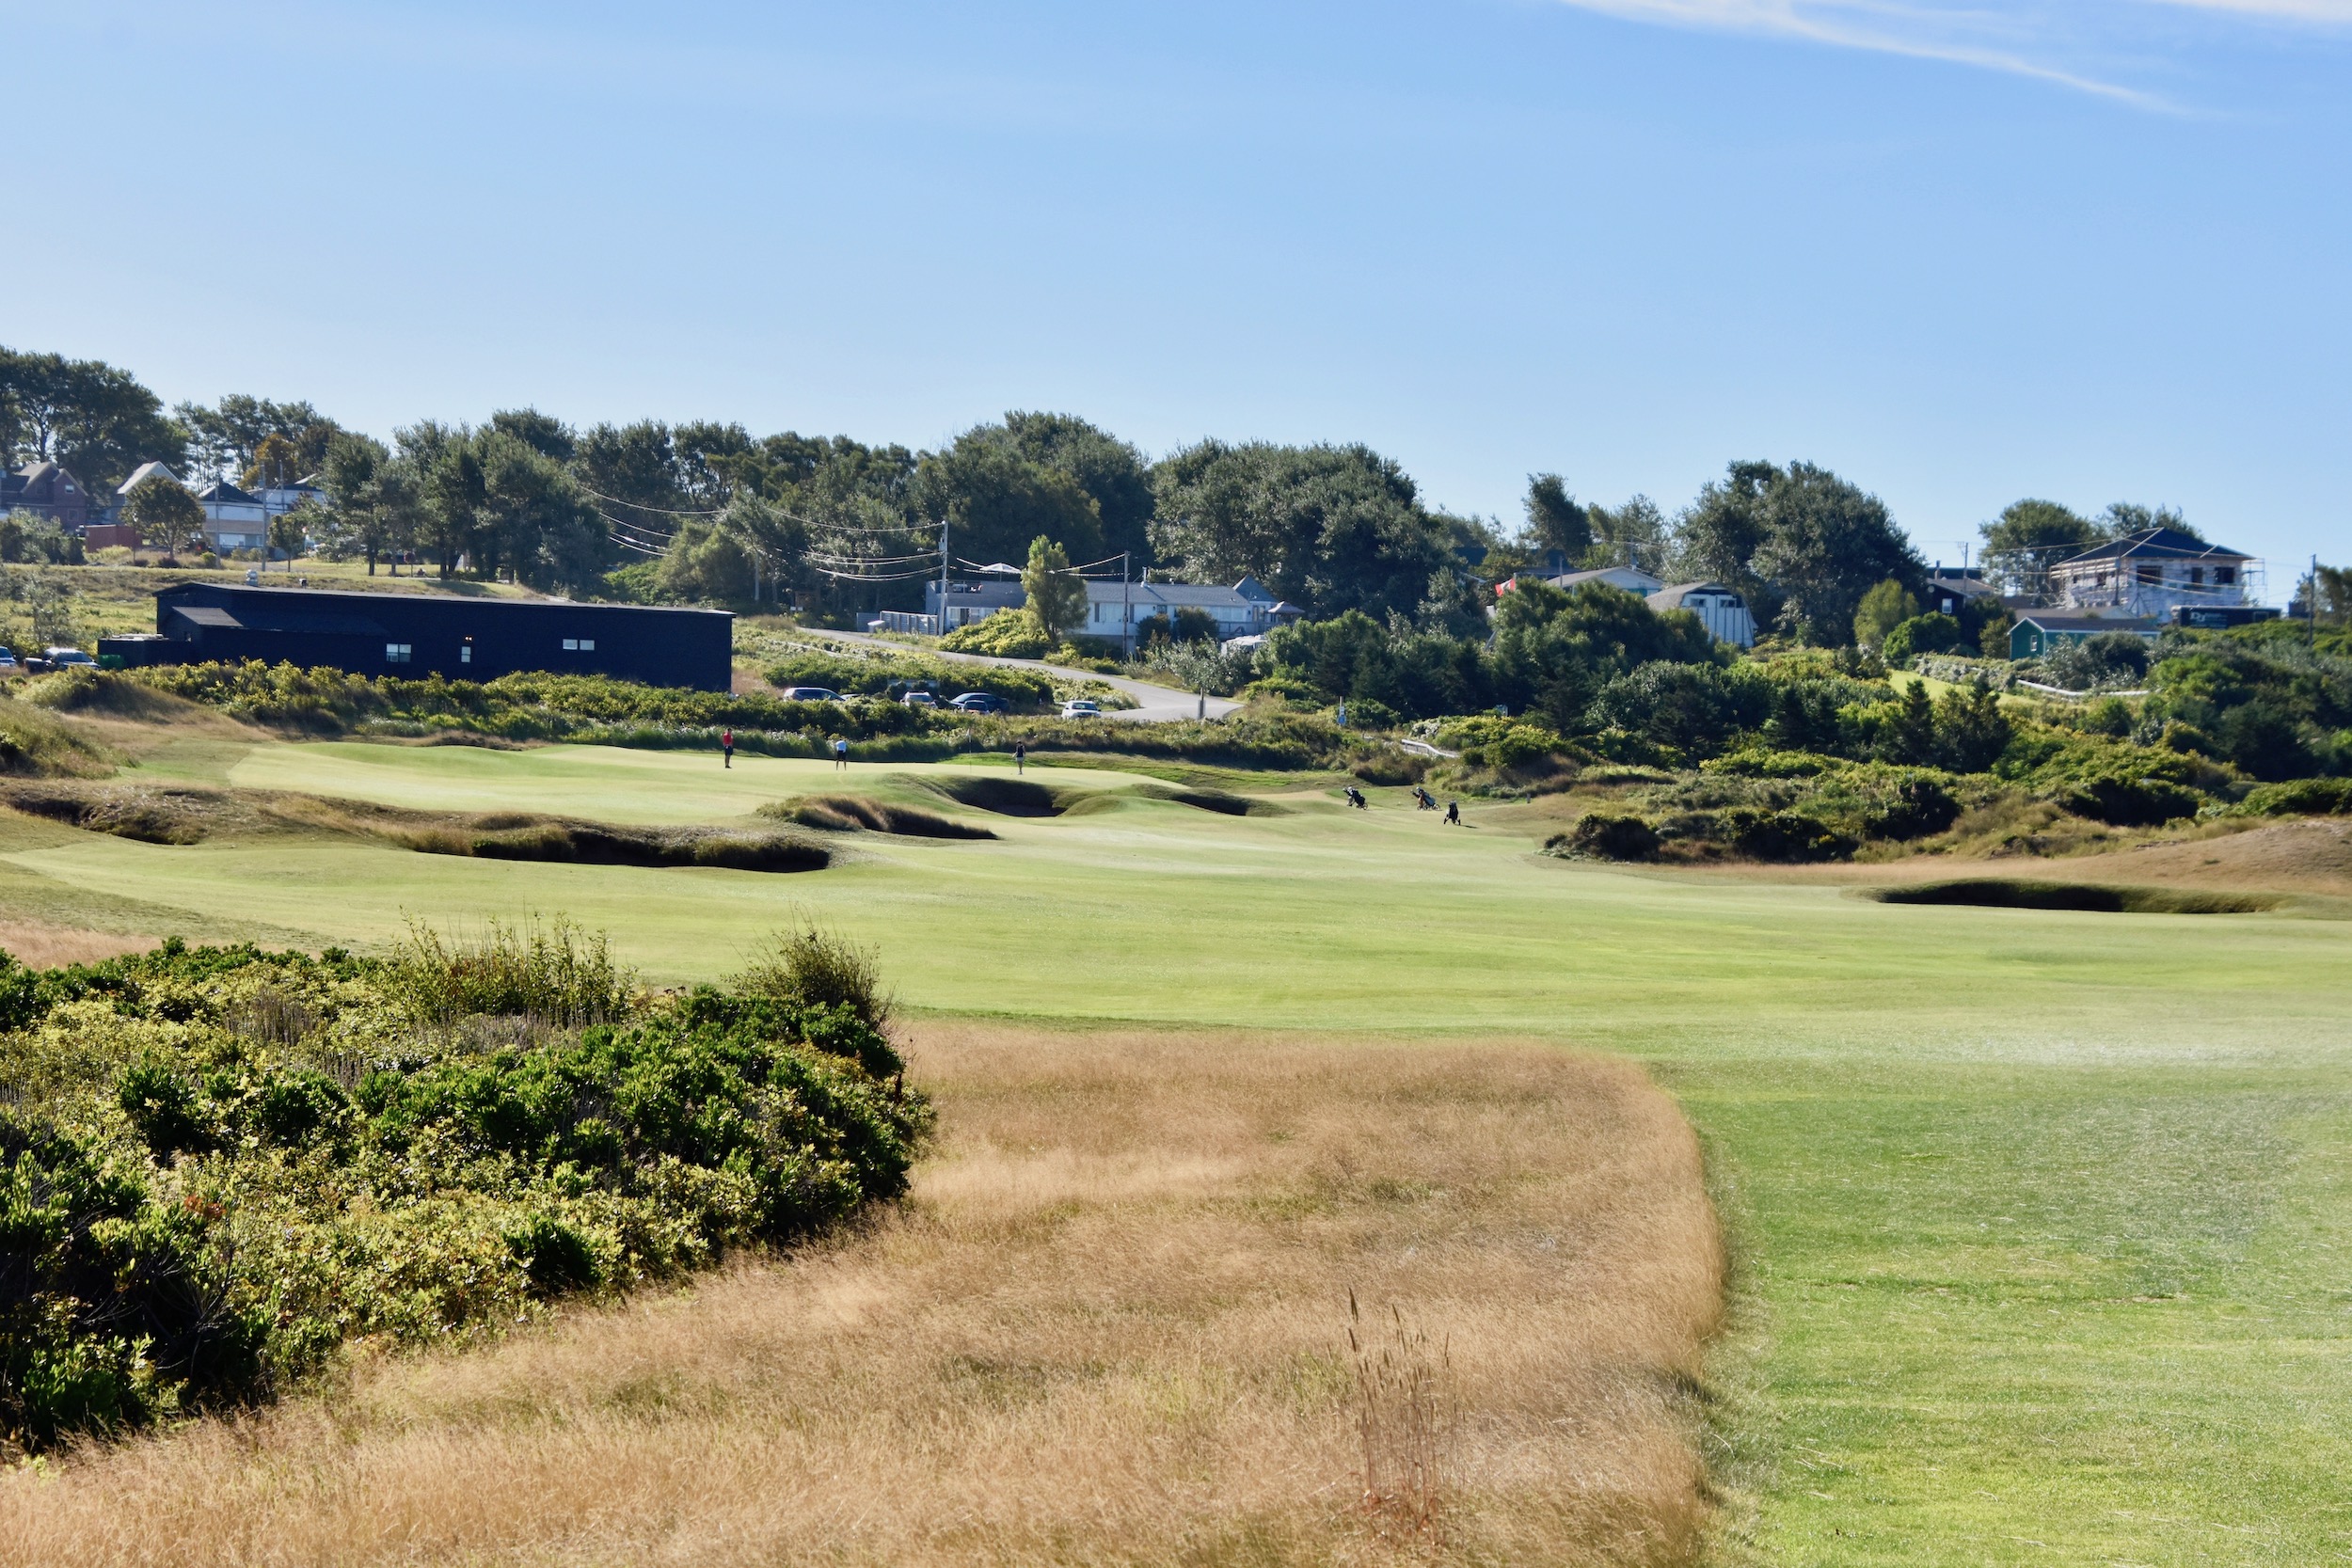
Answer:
[0,920,157,969]
[0,1024,1726,1567]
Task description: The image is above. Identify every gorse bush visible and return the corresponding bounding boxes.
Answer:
[732,926,894,1039]
[0,931,928,1457]
[940,610,1053,659]
[385,917,637,1031]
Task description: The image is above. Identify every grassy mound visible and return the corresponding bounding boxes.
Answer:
[0,783,224,845]
[0,699,117,779]
[762,796,995,840]
[1870,878,2281,914]
[19,668,207,724]
[0,784,832,873]
[0,924,928,1456]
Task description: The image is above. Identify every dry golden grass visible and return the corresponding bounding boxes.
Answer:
[0,919,158,968]
[0,1025,1725,1568]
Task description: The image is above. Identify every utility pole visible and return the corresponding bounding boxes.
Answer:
[1121,551,1132,660]
[2313,553,2321,649]
[937,516,951,638]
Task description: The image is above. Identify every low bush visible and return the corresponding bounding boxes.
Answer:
[2045,769,2202,827]
[2237,777,2352,816]
[1135,638,1255,698]
[730,925,895,1039]
[1883,612,1965,665]
[1710,807,1855,863]
[0,931,926,1456]
[1550,813,1661,861]
[941,610,1052,659]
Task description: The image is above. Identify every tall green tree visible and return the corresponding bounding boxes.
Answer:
[1003,412,1156,563]
[1523,474,1593,564]
[914,424,1106,569]
[1979,499,2096,599]
[176,394,339,484]
[1743,463,1924,641]
[1852,578,1921,649]
[1584,495,1673,577]
[1023,535,1088,642]
[1672,461,1778,604]
[407,421,484,578]
[119,473,205,560]
[474,431,603,592]
[0,347,183,492]
[1150,441,1448,620]
[489,408,577,464]
[321,433,418,575]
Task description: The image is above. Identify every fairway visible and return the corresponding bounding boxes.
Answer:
[5,736,2350,1561]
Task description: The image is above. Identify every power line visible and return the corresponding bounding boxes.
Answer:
[810,564,940,582]
[806,550,938,567]
[578,485,726,517]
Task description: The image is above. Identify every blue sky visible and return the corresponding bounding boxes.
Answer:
[4,0,2347,588]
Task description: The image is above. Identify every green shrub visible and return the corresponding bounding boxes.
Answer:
[1860,776,1960,840]
[385,917,637,1030]
[2237,777,2352,816]
[2050,769,2201,827]
[732,926,894,1039]
[0,1109,268,1453]
[942,610,1052,658]
[0,935,928,1453]
[1552,813,1661,861]
[1717,807,1855,863]
[1883,612,1964,665]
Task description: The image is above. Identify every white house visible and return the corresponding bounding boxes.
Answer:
[195,481,270,552]
[1646,582,1756,648]
[259,473,328,517]
[115,461,182,503]
[1547,565,1665,595]
[915,576,1302,648]
[2051,528,2254,621]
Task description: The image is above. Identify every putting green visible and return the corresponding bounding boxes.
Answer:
[6,736,2349,1563]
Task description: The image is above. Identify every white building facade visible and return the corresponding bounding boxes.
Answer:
[2051,528,2255,621]
[914,577,1302,646]
[195,482,270,552]
[1645,582,1757,648]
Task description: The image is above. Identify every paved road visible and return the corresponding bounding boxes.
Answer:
[824,631,1244,723]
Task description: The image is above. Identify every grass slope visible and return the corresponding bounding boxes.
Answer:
[2,736,2348,1561]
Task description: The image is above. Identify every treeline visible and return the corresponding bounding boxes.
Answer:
[21,342,2323,641]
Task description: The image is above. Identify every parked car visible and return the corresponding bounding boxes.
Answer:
[0,649,19,673]
[947,691,1009,714]
[778,686,841,703]
[1059,699,1104,719]
[901,690,938,708]
[33,647,95,673]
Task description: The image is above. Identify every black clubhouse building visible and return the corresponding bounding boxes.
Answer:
[101,584,734,691]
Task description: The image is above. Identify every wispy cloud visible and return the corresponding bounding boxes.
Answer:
[1549,0,2352,103]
